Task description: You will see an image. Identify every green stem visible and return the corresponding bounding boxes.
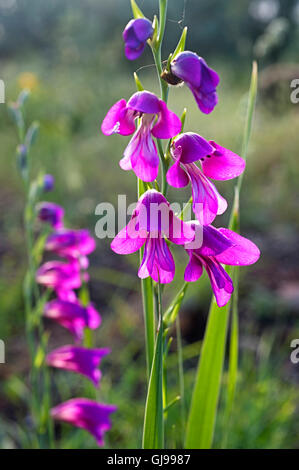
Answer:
[138,179,155,379]
[151,0,169,196]
[142,285,164,449]
[163,281,188,326]
[157,0,168,49]
[16,107,53,448]
[176,313,186,444]
[156,281,165,448]
[152,48,169,102]
[156,138,168,196]
[141,0,168,447]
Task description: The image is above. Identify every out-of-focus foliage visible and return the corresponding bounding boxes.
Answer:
[0,0,299,64]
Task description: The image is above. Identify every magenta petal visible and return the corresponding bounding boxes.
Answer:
[45,229,96,259]
[124,124,159,182]
[111,217,146,255]
[199,225,234,256]
[171,52,219,114]
[44,299,101,340]
[215,228,260,266]
[36,261,82,291]
[171,51,202,87]
[192,88,218,114]
[130,138,159,182]
[51,399,117,447]
[101,99,135,136]
[204,257,234,307]
[36,202,64,229]
[138,237,155,279]
[184,253,203,282]
[43,174,55,192]
[151,262,175,283]
[125,44,146,60]
[119,151,132,171]
[155,237,175,272]
[131,146,159,182]
[151,101,181,139]
[202,141,246,180]
[127,91,161,114]
[211,284,232,308]
[187,163,227,225]
[138,237,175,284]
[200,58,220,89]
[56,289,77,302]
[123,18,153,60]
[151,238,175,283]
[166,161,189,188]
[46,345,109,386]
[168,213,195,245]
[86,303,102,330]
[173,133,214,164]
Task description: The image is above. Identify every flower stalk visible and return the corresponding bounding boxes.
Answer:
[102,0,260,450]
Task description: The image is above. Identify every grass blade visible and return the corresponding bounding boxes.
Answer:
[185,294,231,449]
[142,289,164,449]
[185,62,258,449]
[130,0,145,18]
[223,61,258,441]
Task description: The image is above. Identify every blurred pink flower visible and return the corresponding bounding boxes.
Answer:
[51,398,117,447]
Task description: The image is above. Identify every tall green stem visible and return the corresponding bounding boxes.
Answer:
[176,313,186,443]
[138,179,155,379]
[141,0,168,447]
[14,102,53,448]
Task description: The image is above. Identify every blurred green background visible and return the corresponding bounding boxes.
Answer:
[0,0,299,449]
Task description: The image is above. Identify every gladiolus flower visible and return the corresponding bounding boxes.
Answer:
[101,91,181,182]
[51,398,117,447]
[36,260,82,291]
[184,222,260,307]
[111,189,195,283]
[36,202,64,229]
[46,345,109,386]
[169,51,220,114]
[123,18,154,60]
[166,132,245,225]
[43,298,101,340]
[45,229,96,260]
[43,174,54,192]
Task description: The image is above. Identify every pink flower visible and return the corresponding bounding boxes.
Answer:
[170,52,220,114]
[101,91,181,182]
[51,399,117,447]
[36,260,82,291]
[167,133,245,225]
[111,189,194,284]
[123,18,153,60]
[43,298,101,340]
[184,222,260,307]
[46,345,109,386]
[36,202,64,229]
[43,174,55,192]
[45,229,96,261]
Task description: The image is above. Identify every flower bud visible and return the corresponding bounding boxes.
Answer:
[123,18,153,60]
[43,174,54,192]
